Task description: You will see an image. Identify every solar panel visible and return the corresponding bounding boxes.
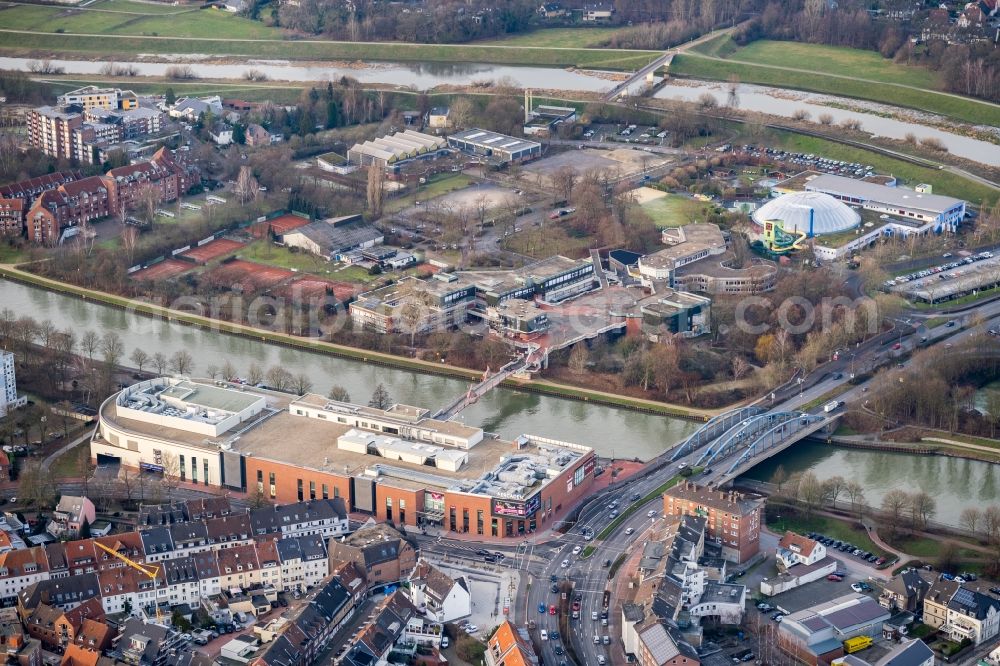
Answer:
[953,587,976,608]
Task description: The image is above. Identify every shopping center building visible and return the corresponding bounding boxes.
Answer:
[93,378,596,539]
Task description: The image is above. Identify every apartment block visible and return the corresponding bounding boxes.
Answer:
[662,482,764,564]
[27,107,82,160]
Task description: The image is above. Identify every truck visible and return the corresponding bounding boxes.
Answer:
[823,400,840,413]
[843,636,872,654]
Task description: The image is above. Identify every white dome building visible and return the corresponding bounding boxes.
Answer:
[753,191,860,236]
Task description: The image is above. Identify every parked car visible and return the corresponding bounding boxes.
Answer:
[827,574,843,582]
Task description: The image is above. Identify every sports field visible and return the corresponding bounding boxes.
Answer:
[639,193,709,228]
[250,214,311,238]
[274,277,358,303]
[200,259,294,289]
[180,238,244,263]
[130,259,191,281]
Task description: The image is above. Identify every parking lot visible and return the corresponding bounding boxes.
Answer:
[888,251,999,302]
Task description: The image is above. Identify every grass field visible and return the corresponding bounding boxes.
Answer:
[765,512,889,559]
[504,226,591,258]
[639,194,712,227]
[761,129,999,205]
[385,173,473,213]
[95,0,196,13]
[0,4,277,39]
[671,53,1000,128]
[236,240,332,275]
[478,27,620,48]
[0,3,659,69]
[728,40,940,90]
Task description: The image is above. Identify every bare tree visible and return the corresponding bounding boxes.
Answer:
[169,350,194,376]
[910,491,936,531]
[136,182,161,227]
[234,165,260,206]
[221,361,238,382]
[845,480,865,518]
[881,489,910,540]
[130,348,150,374]
[823,475,846,509]
[247,363,264,386]
[152,352,168,375]
[328,385,351,402]
[101,332,125,368]
[265,366,294,391]
[293,372,313,395]
[796,472,825,517]
[960,507,982,540]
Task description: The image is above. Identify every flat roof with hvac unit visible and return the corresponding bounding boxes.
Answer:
[93,378,597,539]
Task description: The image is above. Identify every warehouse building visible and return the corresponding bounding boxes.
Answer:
[447,129,542,165]
[347,130,448,168]
[93,377,597,540]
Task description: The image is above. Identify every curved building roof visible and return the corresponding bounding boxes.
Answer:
[753,191,860,236]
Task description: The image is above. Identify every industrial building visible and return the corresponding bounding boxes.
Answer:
[280,216,383,261]
[346,130,448,168]
[93,377,597,540]
[447,129,542,165]
[523,93,577,137]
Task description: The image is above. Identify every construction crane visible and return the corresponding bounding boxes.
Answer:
[94,541,166,624]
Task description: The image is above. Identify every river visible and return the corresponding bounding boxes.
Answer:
[3,54,997,165]
[654,79,1000,168]
[0,278,696,458]
[744,440,1000,527]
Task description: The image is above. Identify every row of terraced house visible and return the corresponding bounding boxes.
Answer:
[0,497,350,617]
[0,148,198,244]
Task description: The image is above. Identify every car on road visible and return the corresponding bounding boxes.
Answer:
[572,546,582,555]
[892,343,902,350]
[476,549,490,556]
[947,320,956,327]
[592,611,599,620]
[551,584,559,593]
[540,629,548,641]
[554,645,564,655]
[549,605,557,615]
[561,559,570,568]
[647,510,658,518]
[550,574,558,582]
[538,603,547,614]
[465,625,478,634]
[625,527,634,535]
[597,656,606,665]
[631,493,642,501]
[441,636,449,649]
[609,510,619,519]
[550,631,560,641]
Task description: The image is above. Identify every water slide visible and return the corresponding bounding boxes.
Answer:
[763,219,808,254]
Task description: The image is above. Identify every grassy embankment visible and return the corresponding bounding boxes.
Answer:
[765,513,889,559]
[676,37,1000,127]
[0,4,658,69]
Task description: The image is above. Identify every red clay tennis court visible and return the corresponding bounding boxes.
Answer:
[180,238,244,263]
[201,260,294,289]
[250,214,311,238]
[130,259,191,281]
[275,277,358,303]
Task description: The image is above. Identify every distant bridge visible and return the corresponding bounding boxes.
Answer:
[602,53,674,102]
[671,406,837,487]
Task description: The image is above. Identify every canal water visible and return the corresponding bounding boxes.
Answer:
[0,278,696,458]
[744,440,1000,527]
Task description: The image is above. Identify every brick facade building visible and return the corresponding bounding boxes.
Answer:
[662,482,764,564]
